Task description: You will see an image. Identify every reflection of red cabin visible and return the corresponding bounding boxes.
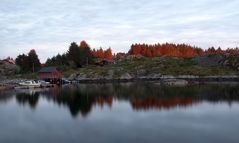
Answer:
[39,67,61,80]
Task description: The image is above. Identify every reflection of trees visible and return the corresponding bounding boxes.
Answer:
[49,83,239,114]
[131,97,195,110]
[41,85,114,117]
[16,92,39,109]
[118,83,239,110]
[11,83,239,117]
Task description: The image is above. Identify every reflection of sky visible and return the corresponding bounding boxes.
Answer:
[0,0,239,62]
[0,95,239,142]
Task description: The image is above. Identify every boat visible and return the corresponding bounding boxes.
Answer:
[18,80,41,88]
[35,80,51,87]
[62,79,71,84]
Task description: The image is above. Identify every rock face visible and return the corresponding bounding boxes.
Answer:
[0,61,19,78]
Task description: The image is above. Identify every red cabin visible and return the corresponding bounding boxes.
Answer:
[39,67,61,80]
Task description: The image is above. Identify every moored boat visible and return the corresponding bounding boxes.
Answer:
[18,80,41,88]
[35,80,51,87]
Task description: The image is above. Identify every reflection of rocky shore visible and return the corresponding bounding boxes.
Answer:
[2,83,239,117]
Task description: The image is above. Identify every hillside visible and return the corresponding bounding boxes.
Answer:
[0,61,19,79]
[66,55,238,81]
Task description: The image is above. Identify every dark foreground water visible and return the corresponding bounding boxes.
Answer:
[0,82,239,143]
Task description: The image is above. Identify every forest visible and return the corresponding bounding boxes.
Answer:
[128,43,238,57]
[14,40,239,73]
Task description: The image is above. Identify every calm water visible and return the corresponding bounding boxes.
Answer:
[0,82,239,143]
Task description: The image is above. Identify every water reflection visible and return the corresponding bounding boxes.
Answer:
[1,83,239,117]
[0,90,14,103]
[42,85,113,117]
[16,92,39,109]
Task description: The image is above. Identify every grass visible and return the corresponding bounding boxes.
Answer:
[62,56,239,78]
[4,72,39,79]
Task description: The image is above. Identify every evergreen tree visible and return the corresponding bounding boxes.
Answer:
[28,49,41,72]
[15,54,29,72]
[15,49,41,72]
[67,42,83,68]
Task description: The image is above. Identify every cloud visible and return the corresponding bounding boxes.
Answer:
[0,0,239,62]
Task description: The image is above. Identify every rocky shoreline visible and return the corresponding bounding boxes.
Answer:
[68,74,239,81]
[0,75,239,91]
[68,75,239,86]
[0,79,26,91]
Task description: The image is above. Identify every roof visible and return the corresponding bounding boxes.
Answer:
[39,67,58,73]
[0,58,15,64]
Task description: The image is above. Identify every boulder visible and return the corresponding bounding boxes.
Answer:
[120,73,133,80]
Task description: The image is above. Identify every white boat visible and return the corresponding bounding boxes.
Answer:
[35,80,50,87]
[18,80,41,88]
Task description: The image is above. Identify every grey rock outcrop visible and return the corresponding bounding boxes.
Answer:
[0,61,19,78]
[120,73,133,80]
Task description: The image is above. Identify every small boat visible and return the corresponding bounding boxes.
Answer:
[18,80,41,88]
[35,80,51,87]
[62,79,71,84]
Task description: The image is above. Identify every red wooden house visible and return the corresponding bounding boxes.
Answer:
[0,57,15,64]
[38,67,61,80]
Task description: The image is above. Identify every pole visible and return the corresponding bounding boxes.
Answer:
[33,63,35,73]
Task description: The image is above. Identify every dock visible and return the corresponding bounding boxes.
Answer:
[14,84,55,90]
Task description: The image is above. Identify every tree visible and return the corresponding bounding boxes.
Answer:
[91,47,113,60]
[79,41,94,65]
[80,40,89,49]
[104,48,113,60]
[145,47,153,57]
[28,49,41,72]
[67,41,94,68]
[15,54,29,72]
[67,42,83,67]
[128,43,207,58]
[15,49,41,72]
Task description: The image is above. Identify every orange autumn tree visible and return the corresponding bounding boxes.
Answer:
[104,48,113,60]
[129,43,205,58]
[92,47,113,60]
[128,43,238,58]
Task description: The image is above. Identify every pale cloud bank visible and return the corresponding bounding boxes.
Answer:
[0,0,239,62]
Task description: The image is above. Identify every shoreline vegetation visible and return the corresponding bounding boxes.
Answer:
[1,41,239,90]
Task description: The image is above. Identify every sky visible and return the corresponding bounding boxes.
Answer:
[0,0,239,62]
